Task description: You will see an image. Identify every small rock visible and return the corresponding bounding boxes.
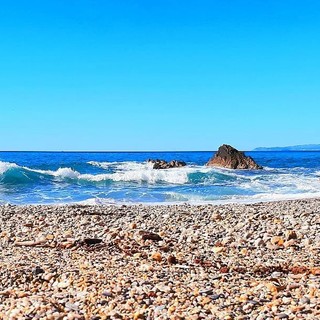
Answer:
[271,272,282,278]
[33,266,45,275]
[130,222,137,229]
[211,213,223,221]
[65,302,78,311]
[82,238,103,246]
[147,159,186,169]
[57,281,70,289]
[46,234,54,240]
[160,245,170,252]
[43,273,55,281]
[151,252,162,262]
[167,255,177,264]
[102,291,113,297]
[24,222,33,227]
[243,303,253,312]
[287,283,300,290]
[271,236,284,246]
[285,230,297,240]
[255,238,265,247]
[139,264,153,272]
[300,296,310,304]
[213,246,224,254]
[284,239,296,248]
[139,231,162,241]
[199,288,213,295]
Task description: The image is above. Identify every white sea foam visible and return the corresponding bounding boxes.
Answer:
[79,168,189,184]
[0,161,81,180]
[86,161,213,184]
[87,161,113,169]
[0,161,19,175]
[240,172,320,194]
[250,192,320,201]
[27,167,81,179]
[1,160,209,184]
[75,197,117,205]
[2,159,320,205]
[88,160,154,171]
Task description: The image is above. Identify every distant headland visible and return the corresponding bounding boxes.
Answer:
[253,144,320,151]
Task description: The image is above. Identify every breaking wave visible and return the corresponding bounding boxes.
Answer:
[1,157,320,204]
[0,160,207,185]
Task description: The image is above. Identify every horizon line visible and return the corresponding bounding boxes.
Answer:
[0,150,218,153]
[1,150,319,153]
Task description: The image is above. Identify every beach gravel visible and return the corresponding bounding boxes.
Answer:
[0,199,320,319]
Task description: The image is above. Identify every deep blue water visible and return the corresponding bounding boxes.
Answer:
[0,151,320,205]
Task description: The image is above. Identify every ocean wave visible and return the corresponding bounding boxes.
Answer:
[0,161,81,183]
[28,167,81,179]
[79,170,188,184]
[0,161,19,175]
[87,160,214,184]
[75,190,320,206]
[88,160,154,171]
[1,160,320,200]
[0,161,199,185]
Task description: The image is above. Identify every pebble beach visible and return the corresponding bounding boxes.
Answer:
[1,199,320,320]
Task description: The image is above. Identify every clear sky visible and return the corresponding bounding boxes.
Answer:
[1,0,319,151]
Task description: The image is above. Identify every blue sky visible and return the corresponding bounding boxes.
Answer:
[1,0,319,151]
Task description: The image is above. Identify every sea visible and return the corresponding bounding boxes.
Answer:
[0,151,320,205]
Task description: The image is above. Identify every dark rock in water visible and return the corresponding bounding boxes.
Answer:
[147,159,186,169]
[206,144,262,169]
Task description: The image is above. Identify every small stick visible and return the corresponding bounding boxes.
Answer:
[14,239,47,247]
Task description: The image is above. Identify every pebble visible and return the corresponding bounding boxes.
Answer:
[151,252,162,262]
[33,266,45,275]
[300,296,311,304]
[0,199,319,319]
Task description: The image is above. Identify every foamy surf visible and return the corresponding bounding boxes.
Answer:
[0,160,202,184]
[0,161,19,175]
[1,151,320,205]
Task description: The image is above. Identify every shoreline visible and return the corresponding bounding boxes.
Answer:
[3,194,320,208]
[1,198,319,319]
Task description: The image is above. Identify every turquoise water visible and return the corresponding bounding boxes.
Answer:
[0,151,320,205]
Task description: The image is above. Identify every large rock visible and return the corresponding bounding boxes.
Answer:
[147,159,186,170]
[206,145,262,169]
